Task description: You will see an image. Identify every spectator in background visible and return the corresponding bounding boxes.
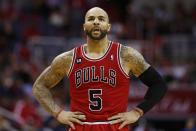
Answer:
[0,115,17,131]
[181,118,196,131]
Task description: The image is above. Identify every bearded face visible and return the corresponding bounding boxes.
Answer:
[83,8,111,41]
[85,27,108,40]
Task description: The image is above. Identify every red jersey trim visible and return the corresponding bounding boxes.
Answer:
[117,44,130,78]
[81,41,112,61]
[67,48,76,77]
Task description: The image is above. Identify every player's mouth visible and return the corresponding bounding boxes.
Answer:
[92,28,101,34]
[92,28,100,32]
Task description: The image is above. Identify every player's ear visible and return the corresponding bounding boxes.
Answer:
[107,23,111,32]
[83,24,86,31]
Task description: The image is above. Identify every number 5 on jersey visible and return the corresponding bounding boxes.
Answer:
[88,89,102,111]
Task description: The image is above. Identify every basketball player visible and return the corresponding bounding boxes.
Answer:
[33,7,167,131]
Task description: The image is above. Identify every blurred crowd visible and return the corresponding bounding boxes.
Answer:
[0,0,196,130]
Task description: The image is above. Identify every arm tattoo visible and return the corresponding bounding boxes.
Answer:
[120,45,150,77]
[33,50,74,115]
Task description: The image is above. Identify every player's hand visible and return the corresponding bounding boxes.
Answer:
[108,109,142,129]
[56,111,86,130]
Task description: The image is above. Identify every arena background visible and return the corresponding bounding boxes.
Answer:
[0,0,196,130]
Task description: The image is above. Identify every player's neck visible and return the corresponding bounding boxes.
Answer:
[86,37,110,54]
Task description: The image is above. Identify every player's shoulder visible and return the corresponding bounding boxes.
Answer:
[119,43,150,77]
[54,49,74,62]
[51,49,74,70]
[119,44,140,58]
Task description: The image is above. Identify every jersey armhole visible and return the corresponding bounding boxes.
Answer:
[67,48,76,77]
[117,44,130,79]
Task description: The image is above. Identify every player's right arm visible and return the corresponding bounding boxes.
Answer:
[33,50,85,129]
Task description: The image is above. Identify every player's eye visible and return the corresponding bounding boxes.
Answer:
[88,17,94,21]
[99,18,105,21]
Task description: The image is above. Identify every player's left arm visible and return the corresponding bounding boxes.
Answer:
[122,45,167,114]
[108,45,167,129]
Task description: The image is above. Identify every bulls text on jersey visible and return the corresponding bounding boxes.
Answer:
[75,66,116,88]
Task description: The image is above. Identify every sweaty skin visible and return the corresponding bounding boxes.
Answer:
[33,50,87,130]
[33,50,73,115]
[33,7,148,130]
[120,45,150,77]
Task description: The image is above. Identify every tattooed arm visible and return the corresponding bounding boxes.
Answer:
[109,45,167,129]
[33,50,86,129]
[33,50,73,115]
[119,45,167,114]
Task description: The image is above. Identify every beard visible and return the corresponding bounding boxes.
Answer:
[85,28,108,40]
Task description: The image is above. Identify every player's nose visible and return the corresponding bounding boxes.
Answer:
[93,18,100,25]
